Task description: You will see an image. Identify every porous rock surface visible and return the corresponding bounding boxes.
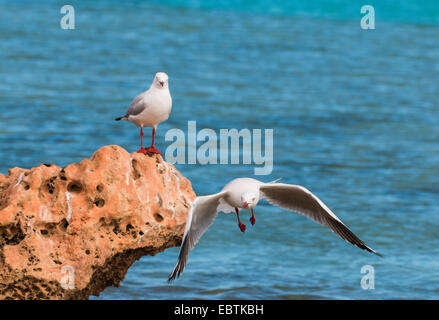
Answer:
[0,145,195,299]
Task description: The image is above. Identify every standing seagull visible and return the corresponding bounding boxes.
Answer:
[115,72,172,155]
[168,178,381,282]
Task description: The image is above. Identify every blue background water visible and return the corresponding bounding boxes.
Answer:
[0,0,438,299]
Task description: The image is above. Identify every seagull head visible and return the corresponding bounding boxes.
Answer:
[241,191,259,209]
[153,72,169,89]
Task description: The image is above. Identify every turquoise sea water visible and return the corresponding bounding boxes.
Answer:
[0,1,438,299]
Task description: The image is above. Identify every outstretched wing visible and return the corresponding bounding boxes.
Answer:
[259,183,381,256]
[168,191,228,282]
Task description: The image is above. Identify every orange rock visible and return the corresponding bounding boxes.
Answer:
[0,145,195,299]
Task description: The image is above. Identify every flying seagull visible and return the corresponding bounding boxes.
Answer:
[115,72,172,155]
[168,177,381,282]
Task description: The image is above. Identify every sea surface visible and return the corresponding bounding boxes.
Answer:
[0,0,438,299]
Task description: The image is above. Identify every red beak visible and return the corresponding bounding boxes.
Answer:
[243,202,248,208]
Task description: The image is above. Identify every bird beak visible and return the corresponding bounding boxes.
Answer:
[243,202,248,208]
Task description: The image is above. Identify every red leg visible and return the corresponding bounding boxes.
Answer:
[235,208,246,232]
[250,209,256,226]
[146,127,162,155]
[137,127,147,154]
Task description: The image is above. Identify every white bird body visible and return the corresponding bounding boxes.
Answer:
[219,178,262,211]
[115,72,172,154]
[168,177,381,282]
[126,83,172,128]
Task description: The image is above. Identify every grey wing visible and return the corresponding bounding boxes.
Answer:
[168,191,228,282]
[259,183,381,256]
[126,91,149,117]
